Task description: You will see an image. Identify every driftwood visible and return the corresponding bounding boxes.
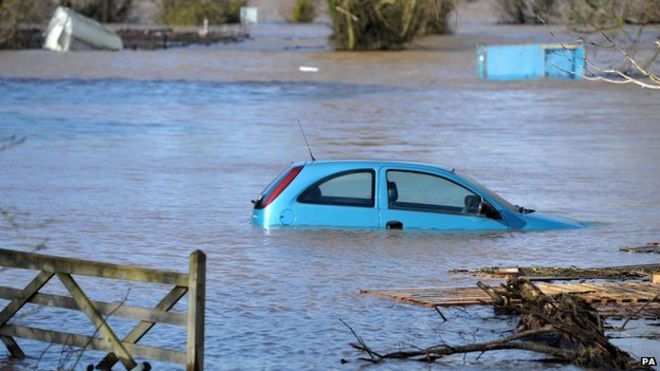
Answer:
[347,278,648,369]
[479,278,642,369]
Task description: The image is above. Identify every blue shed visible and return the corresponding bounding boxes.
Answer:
[477,43,585,80]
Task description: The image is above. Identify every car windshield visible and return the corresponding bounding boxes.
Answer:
[456,171,520,213]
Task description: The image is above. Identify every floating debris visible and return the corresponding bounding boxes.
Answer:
[299,66,319,72]
[620,242,660,254]
[43,6,123,52]
[450,263,660,280]
[115,25,243,50]
[361,282,660,319]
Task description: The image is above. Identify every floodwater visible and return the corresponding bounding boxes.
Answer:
[1,22,659,370]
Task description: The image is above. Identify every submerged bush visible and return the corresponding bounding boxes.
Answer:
[494,0,556,24]
[158,0,246,26]
[61,0,133,23]
[562,0,659,29]
[0,0,53,48]
[326,0,455,50]
[292,0,317,23]
[495,0,659,26]
[223,0,246,23]
[419,0,455,35]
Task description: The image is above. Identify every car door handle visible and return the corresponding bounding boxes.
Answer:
[386,220,403,230]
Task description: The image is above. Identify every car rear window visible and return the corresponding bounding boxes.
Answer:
[254,165,303,209]
[298,169,374,207]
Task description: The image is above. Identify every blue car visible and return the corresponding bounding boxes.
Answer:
[252,160,583,232]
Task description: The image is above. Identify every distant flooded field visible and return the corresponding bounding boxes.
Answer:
[1,22,659,370]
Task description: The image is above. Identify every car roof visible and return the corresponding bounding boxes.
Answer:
[294,160,454,172]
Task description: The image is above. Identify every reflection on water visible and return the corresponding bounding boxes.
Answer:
[0,76,659,369]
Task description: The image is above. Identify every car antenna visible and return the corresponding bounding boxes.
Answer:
[297,119,316,162]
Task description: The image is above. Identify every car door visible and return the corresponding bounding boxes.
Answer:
[292,169,380,228]
[378,168,510,231]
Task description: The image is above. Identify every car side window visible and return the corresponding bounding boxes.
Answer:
[386,170,481,215]
[298,170,375,207]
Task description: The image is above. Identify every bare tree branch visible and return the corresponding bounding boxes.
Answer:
[619,293,660,331]
[339,318,382,362]
[349,327,576,362]
[538,16,660,89]
[69,288,132,370]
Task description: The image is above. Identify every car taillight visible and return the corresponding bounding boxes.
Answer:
[256,165,303,209]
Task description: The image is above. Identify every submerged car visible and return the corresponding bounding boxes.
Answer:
[252,160,583,232]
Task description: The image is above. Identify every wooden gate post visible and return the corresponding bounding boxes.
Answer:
[186,250,206,371]
[0,248,197,368]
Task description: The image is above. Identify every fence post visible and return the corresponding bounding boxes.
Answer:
[186,250,206,371]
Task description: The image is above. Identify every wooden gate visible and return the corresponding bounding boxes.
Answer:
[0,248,206,370]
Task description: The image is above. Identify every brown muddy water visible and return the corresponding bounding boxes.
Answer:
[1,22,659,370]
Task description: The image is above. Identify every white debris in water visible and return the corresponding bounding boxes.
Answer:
[299,66,319,72]
[43,6,123,52]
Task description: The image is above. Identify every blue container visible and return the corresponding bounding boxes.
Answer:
[477,43,585,80]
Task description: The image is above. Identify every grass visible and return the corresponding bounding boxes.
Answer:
[158,0,247,26]
[291,0,316,23]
